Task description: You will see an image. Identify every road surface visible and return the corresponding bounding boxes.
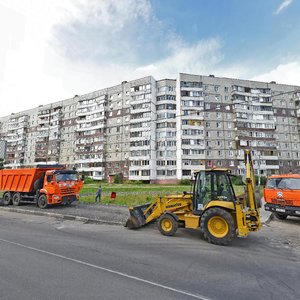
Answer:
[0,211,299,300]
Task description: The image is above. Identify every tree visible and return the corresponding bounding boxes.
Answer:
[0,158,4,169]
[114,173,123,184]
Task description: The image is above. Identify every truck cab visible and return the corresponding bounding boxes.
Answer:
[264,174,300,219]
[40,169,83,208]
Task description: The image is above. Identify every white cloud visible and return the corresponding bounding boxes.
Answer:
[251,62,300,86]
[0,0,154,116]
[0,0,225,117]
[54,0,152,30]
[1,0,298,118]
[136,38,223,79]
[275,0,293,15]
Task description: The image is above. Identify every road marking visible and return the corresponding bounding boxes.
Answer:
[0,237,211,300]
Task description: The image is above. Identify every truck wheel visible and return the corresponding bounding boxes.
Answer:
[12,193,21,206]
[3,192,12,205]
[158,214,178,236]
[37,195,48,209]
[201,208,235,246]
[274,212,287,220]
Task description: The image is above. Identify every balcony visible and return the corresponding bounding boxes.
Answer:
[76,106,105,117]
[181,154,205,160]
[75,158,104,164]
[258,164,280,170]
[77,96,107,109]
[76,114,106,124]
[76,123,105,132]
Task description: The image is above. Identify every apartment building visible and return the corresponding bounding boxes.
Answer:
[0,73,299,182]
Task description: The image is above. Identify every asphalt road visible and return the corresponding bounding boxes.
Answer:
[0,211,299,300]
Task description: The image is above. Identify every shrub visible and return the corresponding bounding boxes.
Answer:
[114,174,123,184]
[134,180,144,185]
[179,179,191,185]
[255,176,266,186]
[83,177,95,184]
[231,176,244,186]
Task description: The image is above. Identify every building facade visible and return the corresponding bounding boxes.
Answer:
[1,74,300,182]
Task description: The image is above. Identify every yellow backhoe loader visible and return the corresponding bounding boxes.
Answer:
[126,150,261,245]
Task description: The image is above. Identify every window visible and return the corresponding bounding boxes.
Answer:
[182,170,191,176]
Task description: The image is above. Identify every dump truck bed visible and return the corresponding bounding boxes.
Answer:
[0,167,59,193]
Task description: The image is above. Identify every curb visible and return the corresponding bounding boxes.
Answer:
[0,204,274,227]
[263,212,274,225]
[0,206,123,226]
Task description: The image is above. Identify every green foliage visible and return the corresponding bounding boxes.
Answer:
[260,176,266,186]
[83,177,95,184]
[179,179,191,185]
[123,180,144,184]
[79,182,245,206]
[231,176,244,186]
[133,180,144,185]
[114,173,123,184]
[255,176,266,186]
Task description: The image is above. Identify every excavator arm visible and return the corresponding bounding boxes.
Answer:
[244,149,258,211]
[235,150,261,236]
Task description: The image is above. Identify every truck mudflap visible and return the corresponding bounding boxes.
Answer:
[265,203,300,217]
[125,203,152,229]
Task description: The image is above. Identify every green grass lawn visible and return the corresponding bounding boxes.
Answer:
[80,183,191,206]
[79,183,247,207]
[0,182,253,207]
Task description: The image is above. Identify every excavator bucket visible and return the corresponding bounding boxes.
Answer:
[125,203,152,229]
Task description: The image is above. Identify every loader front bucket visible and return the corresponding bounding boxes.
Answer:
[125,203,152,229]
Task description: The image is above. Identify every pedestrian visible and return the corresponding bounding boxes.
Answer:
[95,185,102,203]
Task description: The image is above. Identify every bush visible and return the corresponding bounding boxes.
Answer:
[179,179,191,185]
[231,176,244,186]
[83,177,95,184]
[255,176,266,186]
[134,180,144,185]
[114,174,123,184]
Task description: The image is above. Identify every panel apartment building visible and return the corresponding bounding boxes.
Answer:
[1,73,300,183]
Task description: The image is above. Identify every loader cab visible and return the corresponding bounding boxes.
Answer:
[193,169,236,212]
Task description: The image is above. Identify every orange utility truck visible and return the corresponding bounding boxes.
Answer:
[0,165,83,208]
[264,173,300,219]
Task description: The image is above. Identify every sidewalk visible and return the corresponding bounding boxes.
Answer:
[0,198,273,225]
[0,201,129,225]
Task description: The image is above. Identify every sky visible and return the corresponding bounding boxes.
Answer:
[0,0,300,117]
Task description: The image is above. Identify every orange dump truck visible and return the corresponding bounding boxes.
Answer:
[0,165,83,208]
[264,174,300,219]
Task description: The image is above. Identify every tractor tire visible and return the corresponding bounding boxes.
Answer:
[158,214,178,236]
[37,194,48,209]
[12,193,21,206]
[3,192,12,205]
[274,212,288,220]
[201,207,235,246]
